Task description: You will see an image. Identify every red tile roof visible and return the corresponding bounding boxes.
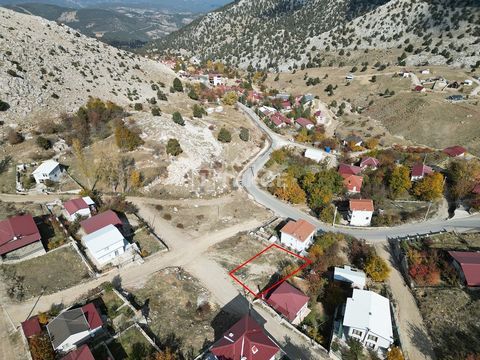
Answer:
[21,316,41,338]
[210,315,279,360]
[360,157,379,169]
[81,303,103,330]
[295,117,314,128]
[0,214,42,255]
[349,199,374,212]
[61,345,95,360]
[411,163,433,178]
[266,282,309,322]
[443,146,466,157]
[80,210,122,234]
[338,163,362,176]
[280,219,316,242]
[64,198,89,216]
[342,174,363,193]
[269,112,291,126]
[449,251,480,286]
[414,85,425,92]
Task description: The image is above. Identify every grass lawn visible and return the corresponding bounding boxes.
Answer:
[132,228,164,256]
[108,326,156,360]
[0,246,90,300]
[100,289,136,332]
[128,267,217,355]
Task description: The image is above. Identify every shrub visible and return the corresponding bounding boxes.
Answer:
[157,90,167,101]
[365,255,390,282]
[172,112,185,126]
[193,104,205,118]
[239,127,249,141]
[36,136,52,150]
[7,128,23,145]
[217,128,232,143]
[151,107,161,116]
[114,124,144,151]
[166,138,182,156]
[163,213,172,220]
[0,100,10,111]
[134,103,143,111]
[172,78,183,92]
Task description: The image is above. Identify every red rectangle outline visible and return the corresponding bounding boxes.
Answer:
[228,243,312,299]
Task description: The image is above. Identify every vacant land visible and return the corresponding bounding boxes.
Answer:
[0,246,90,301]
[428,232,480,250]
[132,228,164,257]
[0,201,45,220]
[108,326,156,360]
[210,235,302,295]
[414,287,480,359]
[127,267,217,355]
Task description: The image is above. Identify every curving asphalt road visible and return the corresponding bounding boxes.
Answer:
[238,102,480,242]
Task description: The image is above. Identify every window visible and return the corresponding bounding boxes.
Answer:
[367,335,378,342]
[352,329,363,337]
[366,342,375,349]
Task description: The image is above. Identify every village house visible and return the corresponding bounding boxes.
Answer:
[63,197,95,221]
[279,219,316,252]
[314,110,325,124]
[464,79,473,86]
[82,224,129,267]
[209,315,280,360]
[269,112,291,128]
[258,106,276,117]
[360,157,380,170]
[32,159,63,184]
[443,146,466,157]
[295,117,314,130]
[342,174,364,194]
[0,214,44,260]
[414,85,426,93]
[334,265,366,289]
[80,210,122,235]
[410,163,433,181]
[421,69,430,75]
[265,281,310,325]
[46,303,103,353]
[21,316,42,340]
[349,199,374,227]
[448,251,480,287]
[61,344,95,360]
[247,90,263,103]
[338,163,362,176]
[304,148,326,163]
[209,74,223,86]
[342,135,363,148]
[337,289,394,352]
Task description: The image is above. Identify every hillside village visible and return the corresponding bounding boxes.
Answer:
[0,2,480,360]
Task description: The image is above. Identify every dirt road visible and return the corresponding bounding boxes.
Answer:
[375,243,436,360]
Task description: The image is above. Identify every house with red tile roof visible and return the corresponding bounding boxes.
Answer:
[295,117,314,130]
[414,85,426,92]
[342,174,363,193]
[46,303,103,352]
[266,282,310,325]
[269,112,291,128]
[279,219,316,252]
[449,251,480,287]
[61,344,95,360]
[21,316,42,339]
[80,210,122,235]
[443,146,466,157]
[64,197,95,221]
[338,163,362,176]
[410,163,433,181]
[210,315,280,360]
[349,199,374,226]
[0,214,44,259]
[360,157,380,170]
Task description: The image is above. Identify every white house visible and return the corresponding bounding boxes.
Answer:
[341,289,394,352]
[82,224,128,266]
[209,74,223,86]
[334,265,366,289]
[46,303,103,352]
[32,160,63,184]
[304,148,325,163]
[63,197,95,221]
[349,199,374,227]
[279,219,316,252]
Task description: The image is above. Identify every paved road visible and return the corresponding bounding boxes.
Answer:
[238,102,480,241]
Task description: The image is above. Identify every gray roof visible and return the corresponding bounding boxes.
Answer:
[46,308,89,349]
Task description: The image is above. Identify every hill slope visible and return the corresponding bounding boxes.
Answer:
[150,0,479,70]
[148,0,389,68]
[0,7,174,126]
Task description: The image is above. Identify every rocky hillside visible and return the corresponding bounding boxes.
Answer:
[150,0,479,70]
[0,7,174,126]
[148,0,389,69]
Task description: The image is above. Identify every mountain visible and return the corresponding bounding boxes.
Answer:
[0,7,174,126]
[2,3,202,49]
[149,0,479,70]
[0,0,233,13]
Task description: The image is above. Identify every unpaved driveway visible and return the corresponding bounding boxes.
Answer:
[375,243,436,360]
